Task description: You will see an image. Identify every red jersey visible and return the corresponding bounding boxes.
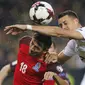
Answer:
[13,36,70,85]
[13,36,47,85]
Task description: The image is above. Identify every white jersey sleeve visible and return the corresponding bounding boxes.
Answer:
[63,40,77,57]
[76,27,85,39]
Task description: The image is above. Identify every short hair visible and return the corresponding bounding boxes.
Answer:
[34,32,52,50]
[58,10,79,19]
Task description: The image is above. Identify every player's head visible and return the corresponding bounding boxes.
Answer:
[57,10,81,30]
[29,32,52,57]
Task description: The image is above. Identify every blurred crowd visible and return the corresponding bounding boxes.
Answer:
[0,0,85,85]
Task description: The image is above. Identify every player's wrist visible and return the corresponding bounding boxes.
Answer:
[53,73,57,76]
[26,25,32,30]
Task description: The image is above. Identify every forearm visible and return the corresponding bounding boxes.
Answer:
[5,24,83,39]
[58,51,70,64]
[27,25,60,36]
[53,75,69,85]
[27,25,74,38]
[0,64,10,84]
[31,25,84,39]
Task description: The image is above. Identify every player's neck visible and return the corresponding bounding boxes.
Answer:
[77,24,82,29]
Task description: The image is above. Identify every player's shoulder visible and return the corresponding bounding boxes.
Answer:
[47,62,64,73]
[68,39,76,44]
[67,39,76,47]
[19,36,32,45]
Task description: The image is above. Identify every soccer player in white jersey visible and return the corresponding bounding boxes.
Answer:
[4,10,85,63]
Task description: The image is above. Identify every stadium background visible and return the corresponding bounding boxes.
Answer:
[0,0,85,85]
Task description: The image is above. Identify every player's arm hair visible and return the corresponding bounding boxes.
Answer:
[53,75,69,85]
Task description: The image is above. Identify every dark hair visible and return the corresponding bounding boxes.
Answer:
[58,10,79,19]
[34,32,52,50]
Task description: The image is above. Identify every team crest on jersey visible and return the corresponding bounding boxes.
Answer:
[32,62,41,72]
[56,65,63,72]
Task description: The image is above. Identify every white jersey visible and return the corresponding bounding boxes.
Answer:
[63,27,85,62]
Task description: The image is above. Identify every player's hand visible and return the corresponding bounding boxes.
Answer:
[45,52,58,64]
[4,24,27,35]
[44,71,56,80]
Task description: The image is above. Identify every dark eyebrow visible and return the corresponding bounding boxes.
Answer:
[58,21,66,26]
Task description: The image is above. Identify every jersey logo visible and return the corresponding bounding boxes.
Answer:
[56,65,63,72]
[32,62,41,72]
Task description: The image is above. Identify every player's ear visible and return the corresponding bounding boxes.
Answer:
[74,18,79,24]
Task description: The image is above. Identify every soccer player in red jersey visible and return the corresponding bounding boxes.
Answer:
[0,32,70,85]
[13,33,52,85]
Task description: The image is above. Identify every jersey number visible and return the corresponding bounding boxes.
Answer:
[20,62,28,74]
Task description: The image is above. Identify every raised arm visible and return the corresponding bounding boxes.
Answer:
[4,24,83,39]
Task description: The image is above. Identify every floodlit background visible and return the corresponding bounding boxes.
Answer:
[0,0,85,85]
